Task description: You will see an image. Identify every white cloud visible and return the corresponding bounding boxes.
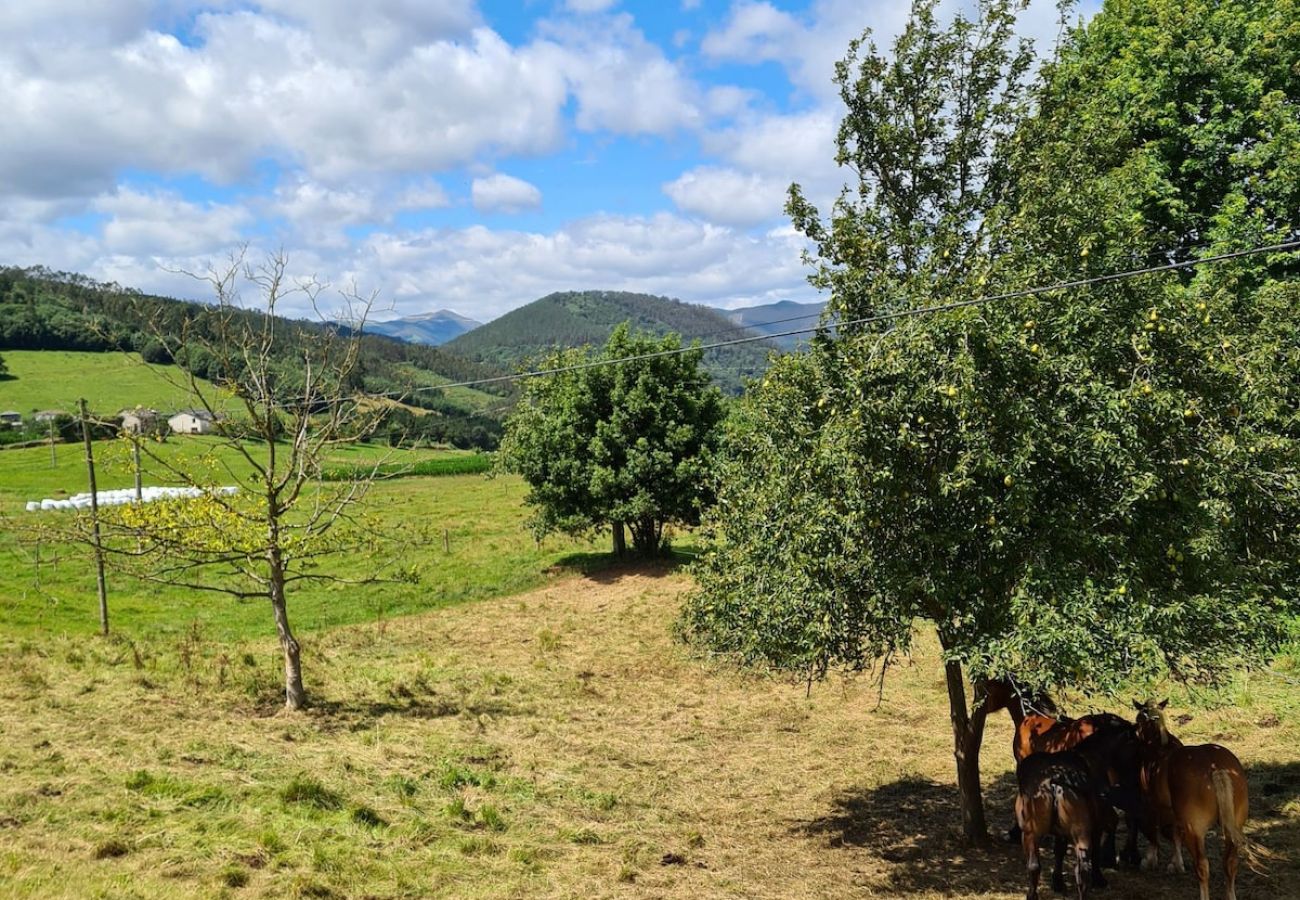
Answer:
[0,13,570,200]
[664,167,787,228]
[540,14,704,136]
[93,187,252,257]
[471,174,543,214]
[352,212,817,320]
[564,0,619,13]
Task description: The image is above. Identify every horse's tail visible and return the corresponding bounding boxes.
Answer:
[1212,769,1271,873]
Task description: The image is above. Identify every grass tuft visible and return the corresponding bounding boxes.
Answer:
[279,775,343,811]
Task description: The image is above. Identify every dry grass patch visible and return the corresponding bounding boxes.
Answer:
[1,566,1297,898]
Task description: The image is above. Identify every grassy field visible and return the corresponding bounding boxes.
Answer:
[389,363,509,415]
[0,350,216,418]
[1,569,1297,899]
[0,442,606,640]
[1,422,1297,898]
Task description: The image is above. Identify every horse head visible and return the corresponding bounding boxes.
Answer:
[983,675,1058,719]
[1132,698,1170,746]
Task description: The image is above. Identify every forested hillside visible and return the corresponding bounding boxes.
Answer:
[0,266,511,448]
[445,290,776,394]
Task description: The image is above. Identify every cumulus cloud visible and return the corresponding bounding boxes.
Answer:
[94,187,252,257]
[663,167,788,228]
[471,174,543,214]
[356,212,816,319]
[540,14,705,135]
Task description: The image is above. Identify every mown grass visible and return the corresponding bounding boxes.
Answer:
[0,350,216,418]
[1,570,1297,899]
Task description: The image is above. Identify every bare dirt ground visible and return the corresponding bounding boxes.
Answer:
[2,565,1297,898]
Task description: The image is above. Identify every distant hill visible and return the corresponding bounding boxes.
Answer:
[368,309,481,346]
[0,265,512,448]
[722,300,828,350]
[445,290,778,394]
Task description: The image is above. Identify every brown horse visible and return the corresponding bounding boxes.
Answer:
[986,677,1142,866]
[1133,699,1254,900]
[984,677,1131,763]
[1015,748,1106,900]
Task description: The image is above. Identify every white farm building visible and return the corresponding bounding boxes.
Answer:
[168,409,217,435]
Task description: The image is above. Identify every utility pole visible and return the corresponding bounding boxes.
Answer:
[79,399,109,636]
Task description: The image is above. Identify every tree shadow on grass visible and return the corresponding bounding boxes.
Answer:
[548,549,691,583]
[795,763,1300,896]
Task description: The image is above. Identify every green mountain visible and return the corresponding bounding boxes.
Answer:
[445,290,777,394]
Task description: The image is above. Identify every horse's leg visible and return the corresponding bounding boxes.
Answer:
[1167,824,1186,874]
[1090,825,1108,888]
[1140,813,1160,871]
[1071,842,1092,900]
[1023,831,1042,900]
[1224,825,1239,900]
[1051,836,1067,894]
[1121,809,1141,868]
[1182,823,1208,900]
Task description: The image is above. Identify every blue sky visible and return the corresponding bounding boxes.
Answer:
[0,0,1086,321]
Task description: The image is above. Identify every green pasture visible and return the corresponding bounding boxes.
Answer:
[0,438,603,642]
[389,362,508,414]
[0,350,214,418]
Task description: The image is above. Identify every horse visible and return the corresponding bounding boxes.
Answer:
[1133,699,1255,900]
[985,677,1143,866]
[1015,747,1107,900]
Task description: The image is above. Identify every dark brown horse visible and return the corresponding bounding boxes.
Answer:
[1016,748,1107,900]
[1133,699,1255,900]
[986,677,1142,866]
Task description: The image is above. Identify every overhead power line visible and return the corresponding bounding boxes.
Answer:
[375,238,1300,398]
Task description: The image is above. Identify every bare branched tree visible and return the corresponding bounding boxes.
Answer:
[71,248,419,709]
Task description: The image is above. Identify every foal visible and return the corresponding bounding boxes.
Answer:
[1133,699,1254,900]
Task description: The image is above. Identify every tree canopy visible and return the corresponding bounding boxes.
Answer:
[499,323,725,556]
[684,0,1300,845]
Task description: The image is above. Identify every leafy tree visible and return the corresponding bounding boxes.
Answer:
[499,323,724,556]
[0,351,7,376]
[684,0,1300,847]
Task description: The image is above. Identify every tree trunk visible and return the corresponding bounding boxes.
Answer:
[943,657,991,846]
[631,516,660,556]
[268,549,306,710]
[612,521,626,556]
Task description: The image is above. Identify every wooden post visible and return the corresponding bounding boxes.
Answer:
[79,399,109,636]
[442,528,450,554]
[132,433,143,503]
[48,419,56,468]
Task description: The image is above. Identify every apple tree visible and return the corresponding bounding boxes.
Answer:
[683,0,1300,845]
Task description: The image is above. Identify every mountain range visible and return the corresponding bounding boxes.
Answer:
[366,309,482,346]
